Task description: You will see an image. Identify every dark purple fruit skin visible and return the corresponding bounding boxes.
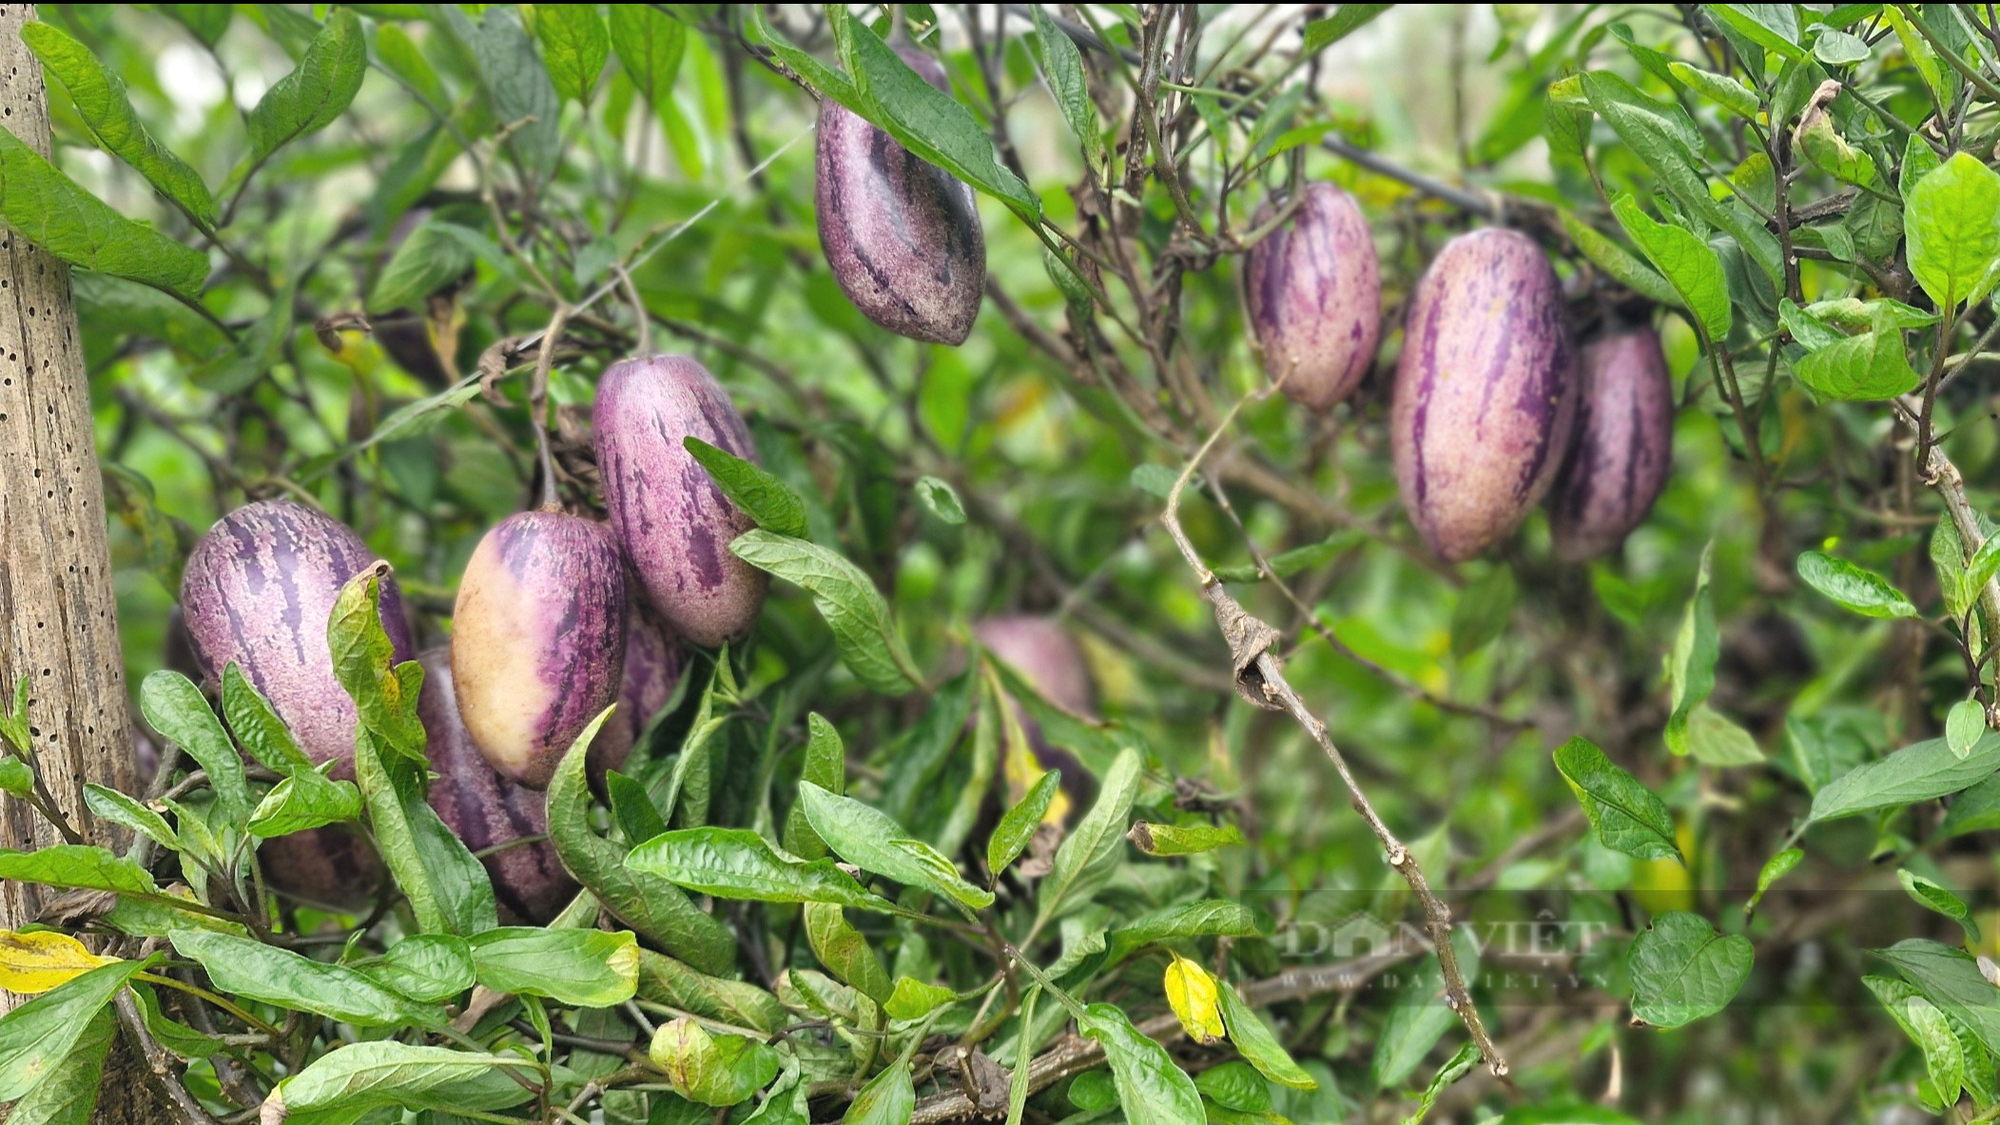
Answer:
[260,826,381,911]
[1391,228,1577,563]
[1245,183,1381,411]
[594,355,769,648]
[1549,328,1675,562]
[419,649,578,925]
[179,500,415,776]
[815,47,985,345]
[450,511,627,791]
[594,594,686,771]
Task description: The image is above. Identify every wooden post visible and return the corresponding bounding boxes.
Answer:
[0,7,169,1123]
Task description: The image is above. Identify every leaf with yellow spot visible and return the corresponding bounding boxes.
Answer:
[1164,953,1225,1045]
[0,930,118,994]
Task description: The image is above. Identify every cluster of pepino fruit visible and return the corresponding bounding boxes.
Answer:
[1247,184,1676,563]
[174,355,765,921]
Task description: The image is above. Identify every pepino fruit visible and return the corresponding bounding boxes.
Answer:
[974,615,1097,820]
[179,500,414,772]
[1391,228,1577,563]
[1244,183,1382,410]
[419,649,578,924]
[594,595,686,770]
[451,511,627,790]
[594,354,768,647]
[1549,327,1675,561]
[815,45,985,345]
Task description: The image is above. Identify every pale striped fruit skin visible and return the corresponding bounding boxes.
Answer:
[419,649,577,925]
[1391,229,1577,563]
[1245,183,1382,410]
[450,511,627,791]
[594,595,686,770]
[594,355,768,648]
[1549,327,1675,562]
[815,46,985,345]
[179,500,415,774]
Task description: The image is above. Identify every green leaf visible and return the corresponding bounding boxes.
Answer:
[0,757,28,798]
[1078,1003,1204,1125]
[628,826,891,909]
[1906,151,2000,310]
[1106,900,1269,966]
[1706,4,1806,61]
[0,960,147,1103]
[843,1057,916,1125]
[81,784,175,852]
[804,901,892,1004]
[244,8,365,162]
[1027,4,1105,172]
[1195,1060,1271,1113]
[637,949,786,1034]
[1685,706,1765,767]
[1665,544,1718,756]
[914,475,967,525]
[732,530,921,695]
[1666,61,1760,118]
[1883,6,1949,114]
[138,671,251,827]
[1745,847,1802,913]
[358,933,476,1003]
[0,845,167,903]
[1908,996,1967,1110]
[1940,773,2000,839]
[1403,1041,1480,1125]
[1873,939,2000,1058]
[1899,870,1980,943]
[249,766,362,839]
[0,115,206,295]
[168,929,443,1029]
[1796,115,1878,188]
[353,721,496,937]
[0,675,28,756]
[1811,731,2000,823]
[1581,71,1782,279]
[1556,209,1683,309]
[23,22,215,225]
[1302,5,1392,52]
[1611,194,1732,340]
[1813,28,1872,66]
[1449,566,1518,657]
[650,1018,781,1108]
[1626,911,1753,1028]
[367,218,476,314]
[1553,737,1682,863]
[164,5,232,48]
[467,927,639,1007]
[446,5,561,181]
[219,663,312,774]
[529,2,608,104]
[987,769,1062,877]
[1373,970,1461,1089]
[609,4,688,116]
[1797,551,1919,618]
[883,976,958,1021]
[784,713,846,860]
[547,712,736,974]
[269,1041,538,1121]
[1069,1070,1117,1110]
[1211,531,1367,584]
[1126,820,1245,857]
[1,1005,113,1125]
[607,770,669,848]
[1948,699,1986,760]
[687,438,809,539]
[1789,303,1921,401]
[797,781,994,911]
[1037,747,1141,926]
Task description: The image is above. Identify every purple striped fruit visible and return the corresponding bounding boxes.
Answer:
[1244,183,1382,410]
[419,649,577,924]
[815,46,985,345]
[259,827,381,911]
[179,500,415,774]
[1549,327,1676,562]
[594,355,769,647]
[595,595,687,770]
[1391,229,1577,563]
[451,511,627,791]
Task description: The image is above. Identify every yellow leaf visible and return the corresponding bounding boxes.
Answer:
[0,930,118,994]
[1163,954,1225,1045]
